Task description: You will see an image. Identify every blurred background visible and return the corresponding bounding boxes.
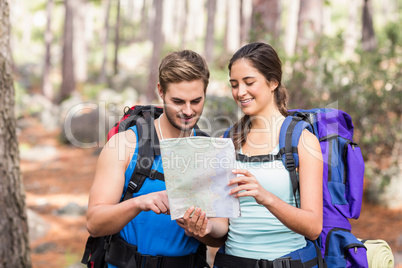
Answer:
[2,0,401,267]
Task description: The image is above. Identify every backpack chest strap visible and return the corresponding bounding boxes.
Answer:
[236,153,281,163]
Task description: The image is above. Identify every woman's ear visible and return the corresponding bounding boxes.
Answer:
[268,80,279,92]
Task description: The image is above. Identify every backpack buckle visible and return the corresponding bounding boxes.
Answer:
[143,256,160,268]
[285,153,296,171]
[257,259,269,268]
[127,181,138,192]
[149,169,158,180]
[104,235,113,251]
[273,257,291,268]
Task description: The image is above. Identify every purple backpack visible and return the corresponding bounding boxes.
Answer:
[279,108,368,267]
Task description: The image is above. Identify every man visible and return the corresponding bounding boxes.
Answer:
[86,50,227,267]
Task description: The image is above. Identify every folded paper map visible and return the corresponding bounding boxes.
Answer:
[159,136,240,220]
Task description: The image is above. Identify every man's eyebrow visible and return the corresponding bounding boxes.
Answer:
[171,97,184,101]
[171,97,203,102]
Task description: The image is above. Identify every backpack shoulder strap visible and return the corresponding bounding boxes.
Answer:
[194,124,209,137]
[122,109,163,201]
[279,114,313,208]
[223,126,233,138]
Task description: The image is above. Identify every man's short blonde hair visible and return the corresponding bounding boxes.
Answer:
[159,50,210,94]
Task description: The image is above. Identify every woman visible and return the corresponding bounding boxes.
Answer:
[180,42,324,267]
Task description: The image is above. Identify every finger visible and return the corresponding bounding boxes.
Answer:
[176,219,185,228]
[232,180,260,193]
[235,189,258,198]
[149,204,161,214]
[183,206,195,221]
[232,169,253,176]
[195,211,206,229]
[160,191,170,206]
[153,198,169,214]
[228,176,248,186]
[199,215,208,236]
[191,208,202,223]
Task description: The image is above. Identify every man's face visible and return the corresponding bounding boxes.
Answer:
[159,80,205,132]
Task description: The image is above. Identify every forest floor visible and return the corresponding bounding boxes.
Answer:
[18,117,402,268]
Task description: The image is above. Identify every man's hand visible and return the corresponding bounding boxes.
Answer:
[176,206,212,237]
[136,190,170,215]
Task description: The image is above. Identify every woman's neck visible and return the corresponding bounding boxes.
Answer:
[249,108,284,131]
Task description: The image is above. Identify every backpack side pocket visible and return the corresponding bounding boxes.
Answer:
[325,136,364,219]
[324,228,368,268]
[335,139,364,219]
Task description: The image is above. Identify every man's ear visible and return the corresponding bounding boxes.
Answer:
[157,83,164,99]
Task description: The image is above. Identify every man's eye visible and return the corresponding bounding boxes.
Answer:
[191,100,201,104]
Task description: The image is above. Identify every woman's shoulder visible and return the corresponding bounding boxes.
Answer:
[298,130,321,157]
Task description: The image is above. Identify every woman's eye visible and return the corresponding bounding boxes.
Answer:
[246,82,254,86]
[231,84,238,88]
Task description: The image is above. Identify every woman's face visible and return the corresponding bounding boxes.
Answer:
[229,59,278,116]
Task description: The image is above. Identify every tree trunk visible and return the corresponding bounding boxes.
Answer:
[146,0,164,103]
[99,0,112,83]
[74,0,88,82]
[344,0,359,58]
[0,0,32,266]
[113,0,121,75]
[240,0,252,45]
[224,0,240,53]
[59,0,76,103]
[251,0,281,42]
[180,0,189,49]
[204,0,217,64]
[42,0,54,101]
[362,0,377,52]
[296,0,323,54]
[163,0,177,46]
[141,0,149,40]
[184,1,205,49]
[171,0,182,47]
[284,0,299,56]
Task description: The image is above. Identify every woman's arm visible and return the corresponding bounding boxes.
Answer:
[86,131,170,237]
[230,130,323,240]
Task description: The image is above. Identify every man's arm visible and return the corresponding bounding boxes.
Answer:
[86,130,170,237]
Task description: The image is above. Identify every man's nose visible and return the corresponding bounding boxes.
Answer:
[182,103,192,116]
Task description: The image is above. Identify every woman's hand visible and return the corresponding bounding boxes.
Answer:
[229,169,270,205]
[176,206,212,237]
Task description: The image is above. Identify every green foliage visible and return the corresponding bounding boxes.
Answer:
[283,24,402,170]
[81,83,108,100]
[62,249,81,268]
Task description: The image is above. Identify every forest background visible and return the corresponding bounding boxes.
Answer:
[0,0,401,267]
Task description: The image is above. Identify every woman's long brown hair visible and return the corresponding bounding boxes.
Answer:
[228,42,289,151]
